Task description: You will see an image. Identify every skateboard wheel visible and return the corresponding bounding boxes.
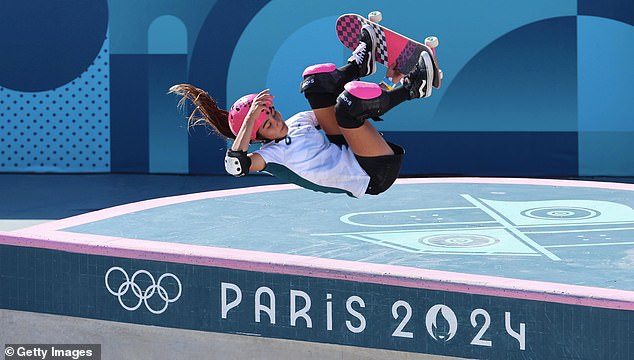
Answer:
[368,11,382,22]
[425,36,439,48]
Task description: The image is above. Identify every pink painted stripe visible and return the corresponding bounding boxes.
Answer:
[1,230,633,310]
[394,177,634,191]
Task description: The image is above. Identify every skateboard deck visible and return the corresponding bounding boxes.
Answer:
[336,13,441,88]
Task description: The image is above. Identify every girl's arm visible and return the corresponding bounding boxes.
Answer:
[247,153,266,172]
[226,90,272,174]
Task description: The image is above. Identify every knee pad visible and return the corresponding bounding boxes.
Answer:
[300,63,343,95]
[335,81,389,129]
[302,63,337,77]
[300,63,345,109]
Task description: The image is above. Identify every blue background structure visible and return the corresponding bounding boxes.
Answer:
[0,0,632,176]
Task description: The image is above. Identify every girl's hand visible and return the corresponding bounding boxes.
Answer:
[246,89,274,120]
[232,89,274,151]
[386,63,405,84]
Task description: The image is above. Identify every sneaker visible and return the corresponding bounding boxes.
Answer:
[348,24,377,77]
[403,49,434,99]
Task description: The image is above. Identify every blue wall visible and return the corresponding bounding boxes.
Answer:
[0,0,632,176]
[2,244,633,359]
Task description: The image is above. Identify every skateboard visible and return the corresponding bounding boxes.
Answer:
[336,12,442,89]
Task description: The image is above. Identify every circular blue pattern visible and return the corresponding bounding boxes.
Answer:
[419,234,499,248]
[521,207,601,220]
[0,0,108,91]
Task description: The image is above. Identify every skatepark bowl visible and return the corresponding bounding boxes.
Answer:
[1,177,634,359]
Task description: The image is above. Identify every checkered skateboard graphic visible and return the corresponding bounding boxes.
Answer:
[336,14,389,66]
[395,42,423,75]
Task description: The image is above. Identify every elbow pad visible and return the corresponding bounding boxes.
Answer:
[225,150,251,177]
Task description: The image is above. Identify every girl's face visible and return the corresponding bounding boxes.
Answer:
[257,106,288,140]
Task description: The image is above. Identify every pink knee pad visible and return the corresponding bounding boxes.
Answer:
[344,81,382,100]
[302,63,336,77]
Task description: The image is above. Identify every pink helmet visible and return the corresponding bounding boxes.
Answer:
[228,94,272,140]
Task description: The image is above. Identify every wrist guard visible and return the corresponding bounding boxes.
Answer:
[225,150,251,177]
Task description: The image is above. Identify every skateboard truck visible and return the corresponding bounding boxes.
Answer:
[366,11,400,90]
[424,36,443,80]
[368,11,383,22]
[425,36,439,54]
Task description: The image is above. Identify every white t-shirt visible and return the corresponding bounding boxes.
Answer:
[255,111,370,198]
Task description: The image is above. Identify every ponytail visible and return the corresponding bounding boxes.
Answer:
[169,84,235,139]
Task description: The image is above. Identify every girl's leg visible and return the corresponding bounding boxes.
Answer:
[302,64,410,153]
[334,82,411,156]
[302,26,434,155]
[334,49,436,157]
[301,24,377,137]
[312,106,392,156]
[312,106,340,135]
[340,121,394,157]
[301,63,360,136]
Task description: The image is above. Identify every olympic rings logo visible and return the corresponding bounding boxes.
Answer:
[105,267,182,314]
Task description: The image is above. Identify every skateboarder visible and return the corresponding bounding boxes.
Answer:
[170,25,439,198]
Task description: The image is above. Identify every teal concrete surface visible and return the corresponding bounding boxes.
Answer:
[62,180,634,290]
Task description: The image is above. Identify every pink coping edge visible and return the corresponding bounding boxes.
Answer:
[16,183,301,233]
[3,177,634,310]
[394,177,634,191]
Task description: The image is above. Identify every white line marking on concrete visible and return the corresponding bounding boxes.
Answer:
[461,194,561,261]
[544,241,634,248]
[525,227,634,234]
[311,226,506,237]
